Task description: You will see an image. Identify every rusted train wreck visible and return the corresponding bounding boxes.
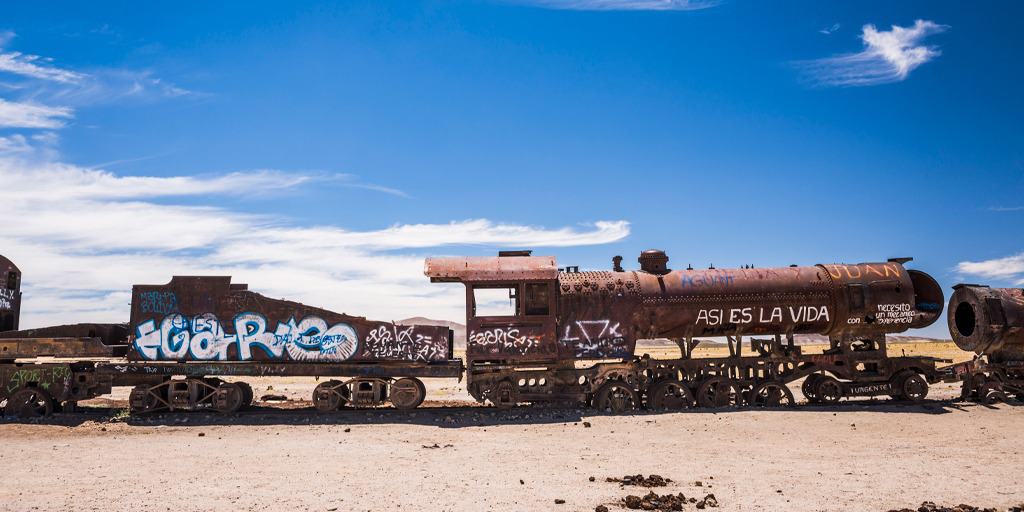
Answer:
[427,250,949,411]
[0,249,967,417]
[947,284,1024,403]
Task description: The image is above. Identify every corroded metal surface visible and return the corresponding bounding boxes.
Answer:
[0,336,127,360]
[431,250,944,363]
[0,254,21,333]
[425,255,558,282]
[128,276,452,363]
[948,285,1024,361]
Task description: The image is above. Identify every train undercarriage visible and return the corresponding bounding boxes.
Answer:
[467,334,957,412]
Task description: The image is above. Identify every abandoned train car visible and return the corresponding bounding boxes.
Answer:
[0,249,990,418]
[947,284,1024,403]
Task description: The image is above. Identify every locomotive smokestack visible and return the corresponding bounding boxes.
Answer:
[638,249,670,275]
[612,255,624,272]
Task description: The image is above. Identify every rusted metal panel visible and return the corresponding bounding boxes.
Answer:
[948,284,1024,361]
[98,360,463,379]
[0,254,21,333]
[1,363,114,404]
[0,337,126,360]
[127,276,452,363]
[440,250,944,364]
[0,323,128,343]
[425,255,557,282]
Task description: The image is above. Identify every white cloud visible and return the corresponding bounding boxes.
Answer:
[0,98,73,128]
[0,149,630,328]
[957,253,1024,284]
[0,35,84,84]
[512,0,718,11]
[800,19,947,87]
[819,23,840,35]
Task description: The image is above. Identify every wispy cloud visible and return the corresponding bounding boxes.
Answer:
[510,0,719,11]
[0,30,192,124]
[957,253,1024,285]
[989,206,1024,212]
[799,19,947,87]
[819,23,840,35]
[0,98,73,128]
[0,146,629,327]
[0,33,83,84]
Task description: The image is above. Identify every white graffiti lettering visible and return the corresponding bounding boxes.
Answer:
[363,325,444,362]
[469,328,540,355]
[133,312,358,362]
[875,303,914,325]
[0,288,15,310]
[560,319,629,358]
[696,306,830,326]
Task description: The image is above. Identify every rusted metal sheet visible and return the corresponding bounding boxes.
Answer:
[128,276,452,363]
[0,323,128,343]
[0,363,112,404]
[0,254,21,333]
[948,284,1024,361]
[425,254,557,282]
[435,250,945,363]
[0,336,127,360]
[98,360,463,379]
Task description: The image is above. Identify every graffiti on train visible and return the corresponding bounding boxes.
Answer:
[5,366,71,393]
[137,291,179,315]
[364,324,445,362]
[0,288,15,310]
[468,328,542,355]
[560,319,629,358]
[697,305,830,326]
[133,313,359,361]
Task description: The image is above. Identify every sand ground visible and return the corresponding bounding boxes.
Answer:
[2,343,1022,512]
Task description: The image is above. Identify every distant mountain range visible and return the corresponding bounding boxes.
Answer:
[398,318,949,349]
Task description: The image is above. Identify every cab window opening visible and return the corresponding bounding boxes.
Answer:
[524,282,550,316]
[472,285,519,317]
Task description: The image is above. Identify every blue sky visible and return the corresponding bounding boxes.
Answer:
[1,1,1022,338]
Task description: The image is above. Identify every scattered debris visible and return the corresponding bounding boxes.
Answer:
[555,499,566,504]
[197,432,205,437]
[608,474,672,487]
[583,422,592,428]
[887,502,1014,512]
[343,428,351,433]
[622,492,716,511]
[589,476,597,482]
[595,506,609,512]
[260,394,288,402]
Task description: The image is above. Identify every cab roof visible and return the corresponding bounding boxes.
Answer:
[424,255,557,283]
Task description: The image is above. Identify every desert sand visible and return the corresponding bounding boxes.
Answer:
[2,343,1021,512]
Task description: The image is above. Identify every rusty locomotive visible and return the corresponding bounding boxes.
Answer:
[946,284,1024,403]
[0,249,1002,418]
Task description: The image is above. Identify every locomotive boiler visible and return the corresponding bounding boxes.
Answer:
[426,250,947,410]
[947,284,1024,402]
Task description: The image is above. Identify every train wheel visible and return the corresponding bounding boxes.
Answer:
[390,378,426,410]
[979,383,1005,405]
[490,380,518,409]
[236,382,254,409]
[899,374,929,403]
[6,388,54,418]
[647,380,694,411]
[313,380,348,412]
[594,381,639,414]
[696,377,738,408]
[752,382,795,408]
[802,375,823,403]
[213,382,245,414]
[815,376,843,404]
